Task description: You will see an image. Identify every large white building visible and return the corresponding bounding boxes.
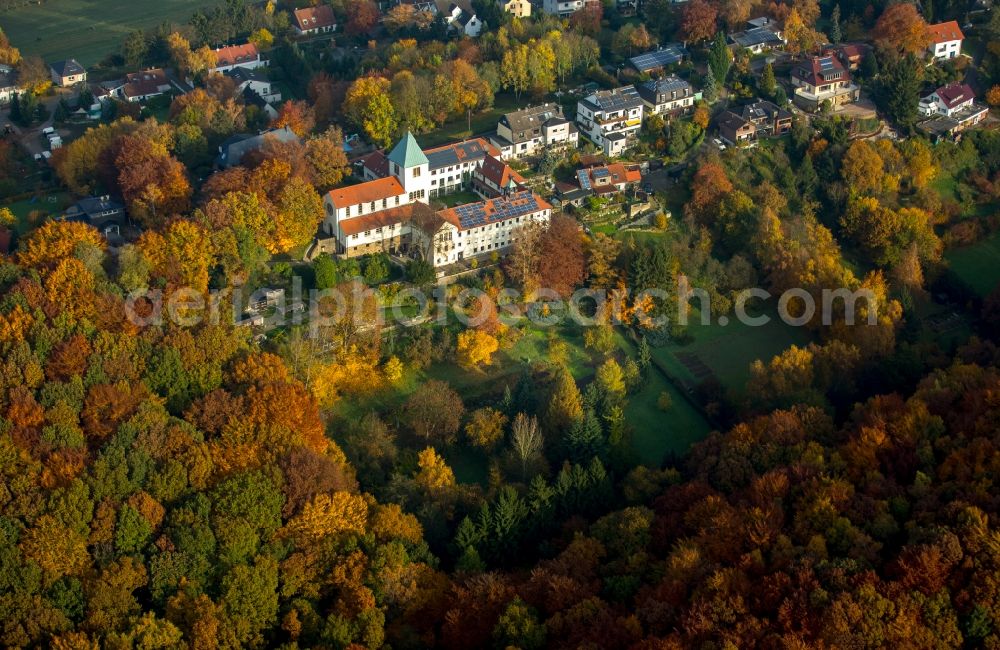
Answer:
[320,132,550,267]
[576,86,644,157]
[542,0,588,15]
[361,137,501,198]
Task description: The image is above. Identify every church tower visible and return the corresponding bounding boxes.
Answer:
[387,131,430,204]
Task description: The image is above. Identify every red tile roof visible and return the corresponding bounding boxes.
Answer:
[339,203,434,237]
[293,5,337,31]
[936,82,975,109]
[360,150,390,178]
[326,176,405,208]
[928,21,964,44]
[476,154,525,190]
[437,190,551,231]
[213,43,260,68]
[792,55,850,87]
[122,68,170,99]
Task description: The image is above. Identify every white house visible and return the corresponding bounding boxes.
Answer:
[576,86,645,156]
[927,21,964,61]
[635,76,696,116]
[920,82,975,117]
[502,0,532,17]
[49,59,87,87]
[490,103,579,159]
[225,67,281,104]
[0,70,17,105]
[120,68,172,102]
[542,0,588,16]
[454,12,484,37]
[209,43,266,75]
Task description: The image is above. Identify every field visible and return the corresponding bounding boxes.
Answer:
[946,230,1000,298]
[330,319,713,484]
[649,304,814,398]
[0,0,207,66]
[1,191,72,234]
[418,95,521,148]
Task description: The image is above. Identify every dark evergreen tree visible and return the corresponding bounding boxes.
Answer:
[566,409,606,464]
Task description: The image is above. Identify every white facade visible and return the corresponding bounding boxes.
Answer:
[932,38,962,61]
[576,87,645,157]
[491,103,579,159]
[542,0,587,15]
[920,90,974,117]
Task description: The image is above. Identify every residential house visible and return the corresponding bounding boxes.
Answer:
[636,76,696,117]
[120,68,172,102]
[63,195,127,235]
[576,163,642,194]
[490,103,578,159]
[826,43,868,71]
[717,99,792,146]
[542,0,589,16]
[576,86,645,156]
[790,54,859,112]
[917,82,988,140]
[731,19,785,54]
[361,136,501,197]
[629,44,689,74]
[292,5,337,35]
[225,67,281,104]
[216,126,301,168]
[472,153,526,198]
[0,70,17,105]
[49,59,87,87]
[502,0,532,16]
[209,43,266,74]
[927,21,964,61]
[454,12,484,37]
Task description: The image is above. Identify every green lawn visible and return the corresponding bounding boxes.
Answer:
[437,191,481,208]
[1,0,207,66]
[2,191,73,235]
[418,95,522,148]
[946,229,1000,297]
[330,317,714,483]
[650,304,814,397]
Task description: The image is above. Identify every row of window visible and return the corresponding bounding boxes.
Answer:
[344,195,401,218]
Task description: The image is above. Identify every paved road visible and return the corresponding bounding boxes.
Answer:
[5,90,71,158]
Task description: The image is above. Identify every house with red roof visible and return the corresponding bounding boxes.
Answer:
[209,43,266,74]
[790,54,859,112]
[917,82,988,141]
[927,21,964,62]
[292,5,337,36]
[471,154,526,198]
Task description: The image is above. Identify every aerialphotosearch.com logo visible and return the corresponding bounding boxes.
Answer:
[123,276,880,332]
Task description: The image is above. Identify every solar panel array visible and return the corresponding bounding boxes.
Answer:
[629,44,688,72]
[426,140,489,171]
[818,56,836,71]
[734,27,782,47]
[577,169,592,190]
[592,168,611,179]
[454,191,542,230]
[592,86,643,112]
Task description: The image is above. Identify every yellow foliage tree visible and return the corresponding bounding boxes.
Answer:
[17,220,105,270]
[414,447,455,492]
[456,329,499,369]
[286,491,369,544]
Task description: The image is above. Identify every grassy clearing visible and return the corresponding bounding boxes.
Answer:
[650,304,814,397]
[1,0,207,66]
[418,94,522,148]
[946,230,1000,297]
[1,191,73,235]
[330,317,714,483]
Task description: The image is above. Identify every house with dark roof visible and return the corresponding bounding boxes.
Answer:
[576,86,644,156]
[636,76,697,117]
[490,103,578,159]
[790,55,858,112]
[729,19,785,54]
[63,195,127,235]
[225,67,281,115]
[216,126,301,168]
[292,5,337,35]
[717,99,793,146]
[917,83,988,140]
[927,21,964,61]
[49,59,87,87]
[120,68,172,102]
[629,44,689,74]
[453,11,484,37]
